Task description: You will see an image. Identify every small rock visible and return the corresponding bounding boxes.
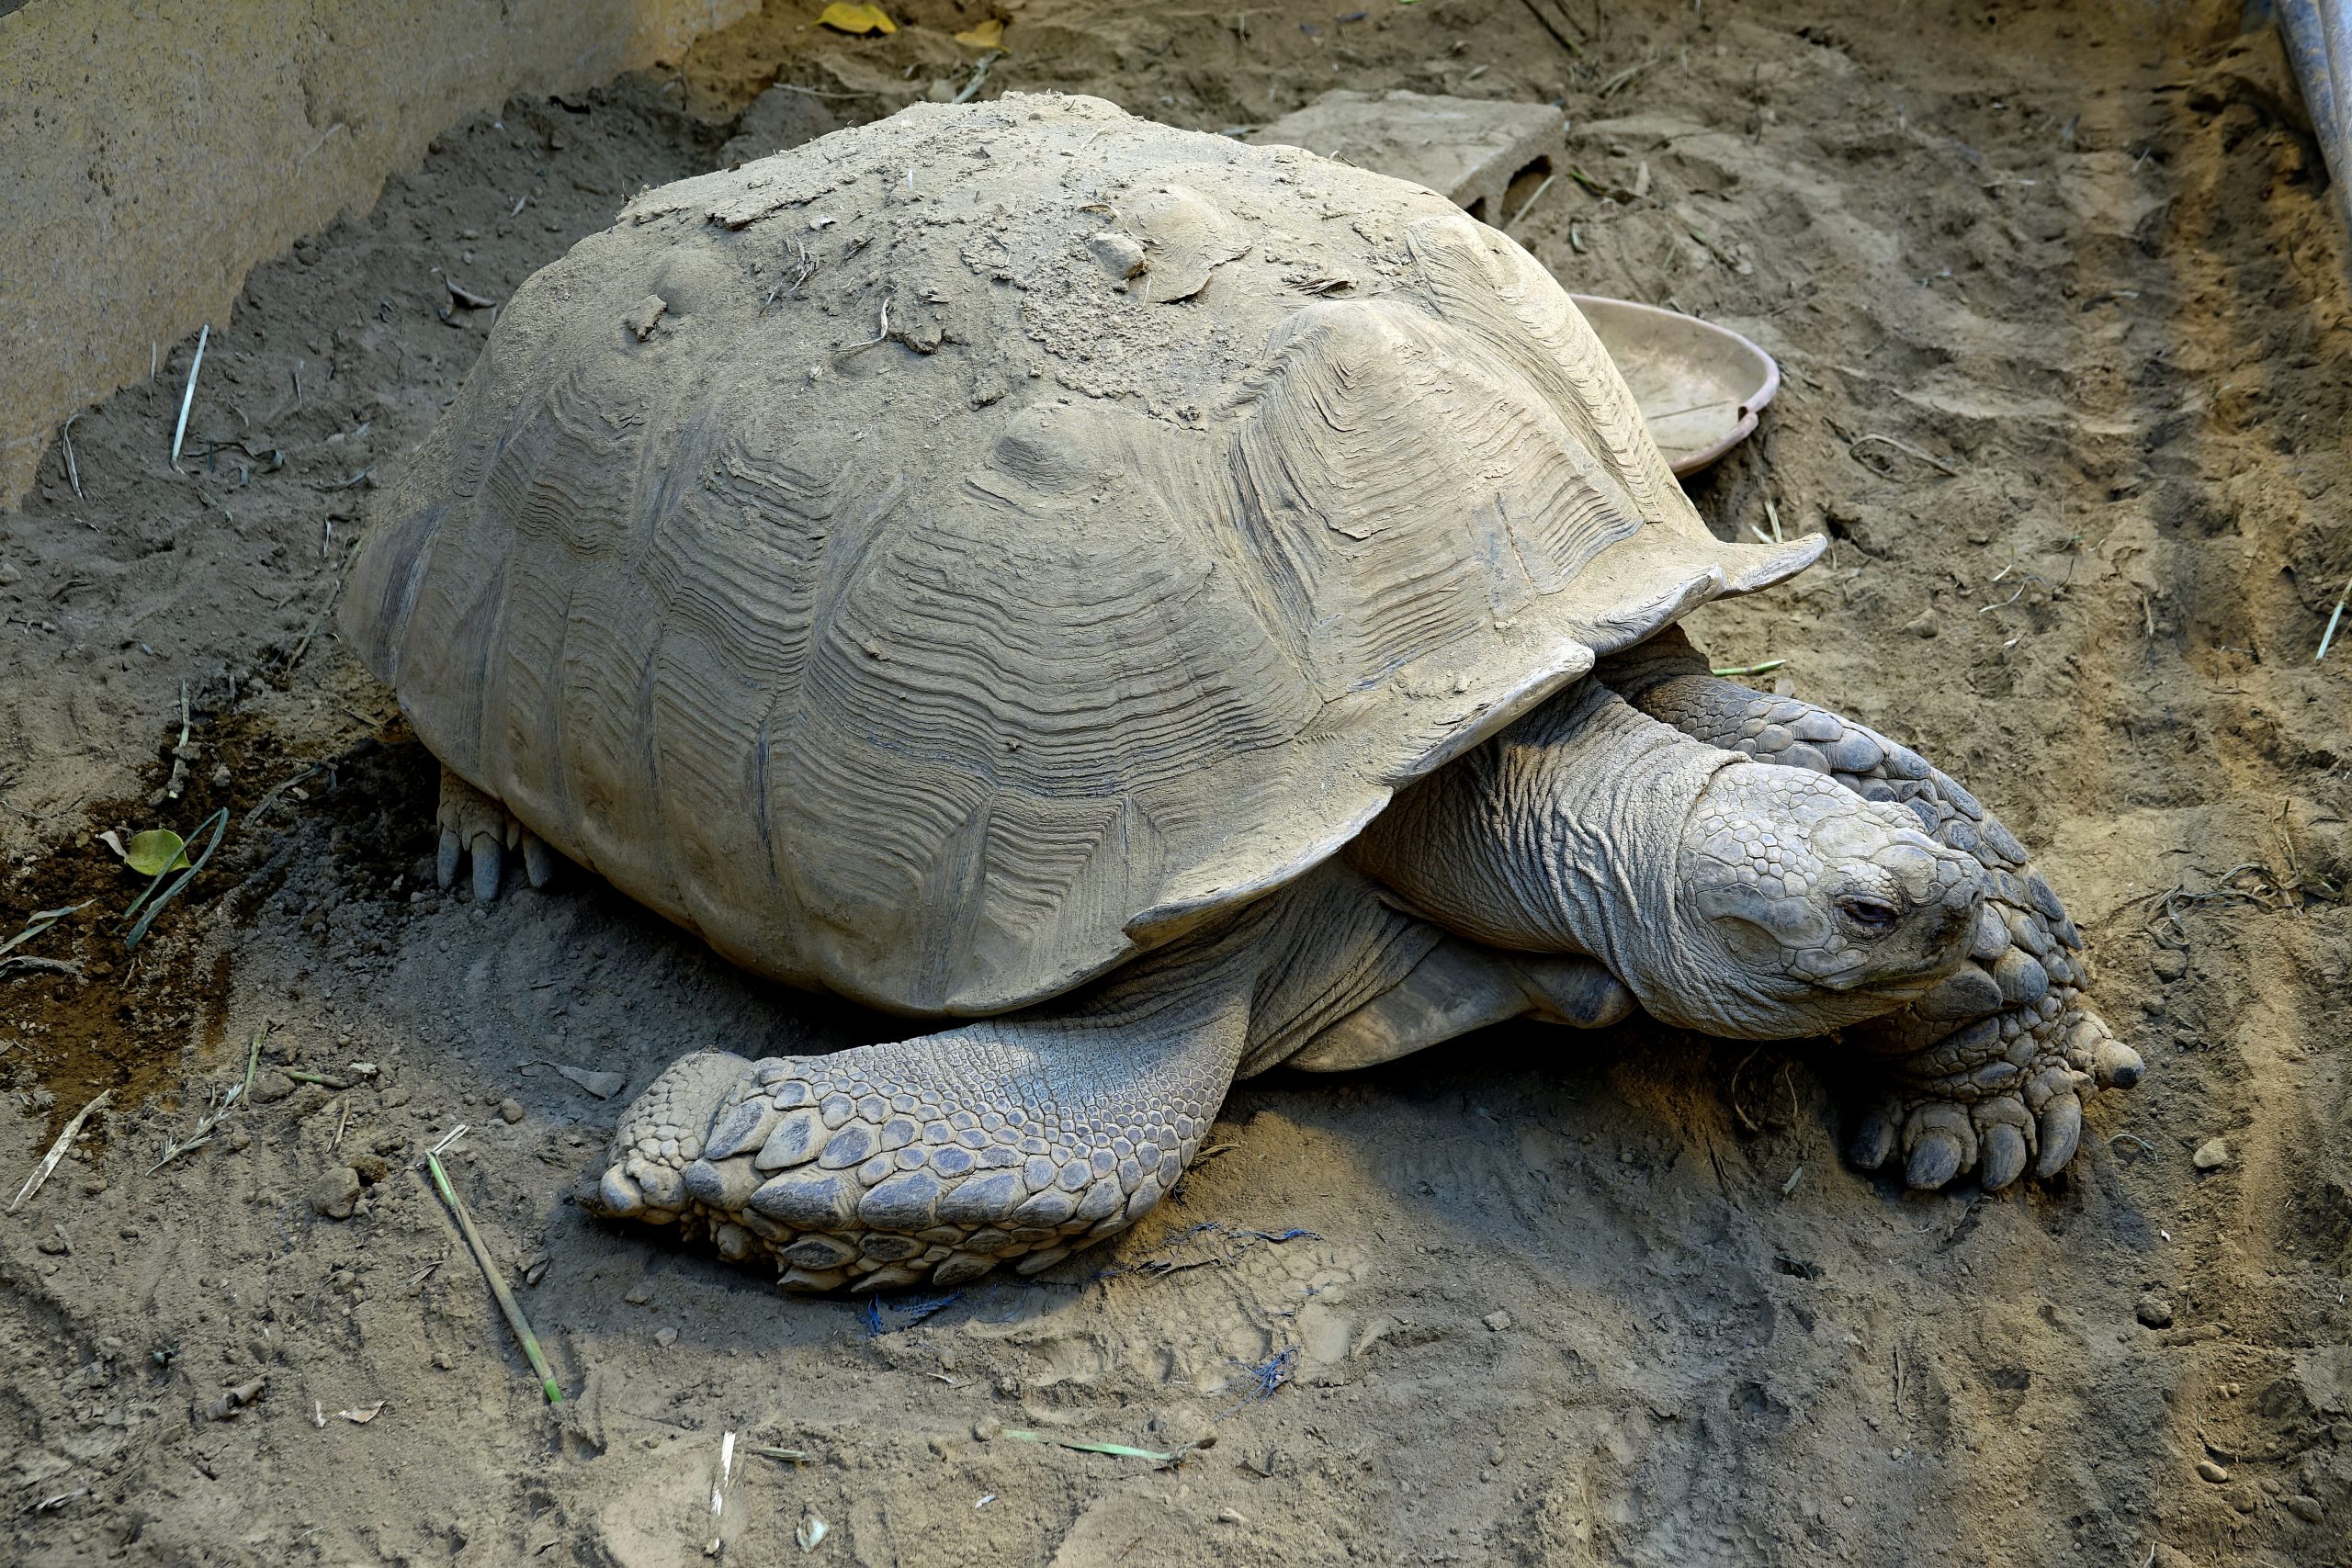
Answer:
[498,1099,526,1124]
[379,1086,413,1110]
[2195,1459,2230,1483]
[225,1126,252,1153]
[1216,1508,1247,1525]
[653,1327,678,1348]
[309,1166,362,1220]
[36,1231,69,1256]
[1482,1311,1512,1333]
[622,1280,654,1306]
[552,1065,627,1100]
[201,1377,266,1421]
[2135,1295,2174,1329]
[972,1416,1002,1442]
[624,294,668,341]
[1902,611,1939,639]
[251,1072,295,1106]
[2149,948,2188,982]
[2192,1138,2230,1171]
[2286,1495,2324,1523]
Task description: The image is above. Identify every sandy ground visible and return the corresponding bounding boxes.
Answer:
[3,1,2349,1563]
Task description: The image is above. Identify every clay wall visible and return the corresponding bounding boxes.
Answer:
[0,0,755,506]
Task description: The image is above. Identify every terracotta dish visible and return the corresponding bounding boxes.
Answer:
[1570,295,1780,476]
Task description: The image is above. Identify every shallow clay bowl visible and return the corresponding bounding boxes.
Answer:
[1569,295,1780,477]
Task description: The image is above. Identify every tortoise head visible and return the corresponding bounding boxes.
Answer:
[1657,762,1984,1036]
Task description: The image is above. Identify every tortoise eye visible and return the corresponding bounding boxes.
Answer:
[1839,896,1900,931]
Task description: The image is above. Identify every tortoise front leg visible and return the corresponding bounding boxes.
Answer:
[1599,626,2143,1191]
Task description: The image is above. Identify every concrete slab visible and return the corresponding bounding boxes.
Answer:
[1250,89,1564,224]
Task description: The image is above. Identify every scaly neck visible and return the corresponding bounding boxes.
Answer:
[1349,680,1732,991]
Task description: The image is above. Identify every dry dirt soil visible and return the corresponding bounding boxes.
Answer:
[3,1,2349,1563]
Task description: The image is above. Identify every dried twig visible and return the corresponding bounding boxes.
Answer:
[9,1090,109,1213]
[150,1030,262,1173]
[285,577,346,671]
[1514,0,1584,54]
[0,956,84,980]
[59,414,84,500]
[952,51,1002,105]
[1505,172,1559,230]
[0,902,89,963]
[241,765,322,829]
[422,1134,563,1404]
[1600,55,1659,97]
[1849,432,1962,478]
[170,326,210,471]
[705,1429,739,1556]
[1001,1429,1200,1465]
[2316,572,2352,661]
[837,299,894,356]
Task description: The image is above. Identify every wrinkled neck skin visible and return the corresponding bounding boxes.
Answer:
[1351,681,1743,1027]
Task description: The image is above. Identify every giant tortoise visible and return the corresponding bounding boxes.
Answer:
[342,95,2141,1291]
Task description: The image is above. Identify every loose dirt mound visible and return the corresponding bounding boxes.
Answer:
[2,3,2346,1564]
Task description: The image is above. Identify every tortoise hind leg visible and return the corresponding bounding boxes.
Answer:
[588,925,1272,1291]
[594,1012,1245,1291]
[1599,626,2143,1191]
[591,865,1470,1290]
[434,764,557,900]
[1281,939,1633,1073]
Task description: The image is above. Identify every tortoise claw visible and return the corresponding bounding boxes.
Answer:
[1978,1122,2030,1190]
[1905,1130,1967,1190]
[2079,1022,2143,1090]
[1846,1099,1900,1171]
[1901,1102,1974,1190]
[521,830,558,889]
[2092,1040,2144,1090]
[470,833,504,901]
[2033,1091,2084,1179]
[434,766,547,901]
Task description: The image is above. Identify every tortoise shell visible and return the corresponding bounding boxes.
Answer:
[342,94,1818,1016]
